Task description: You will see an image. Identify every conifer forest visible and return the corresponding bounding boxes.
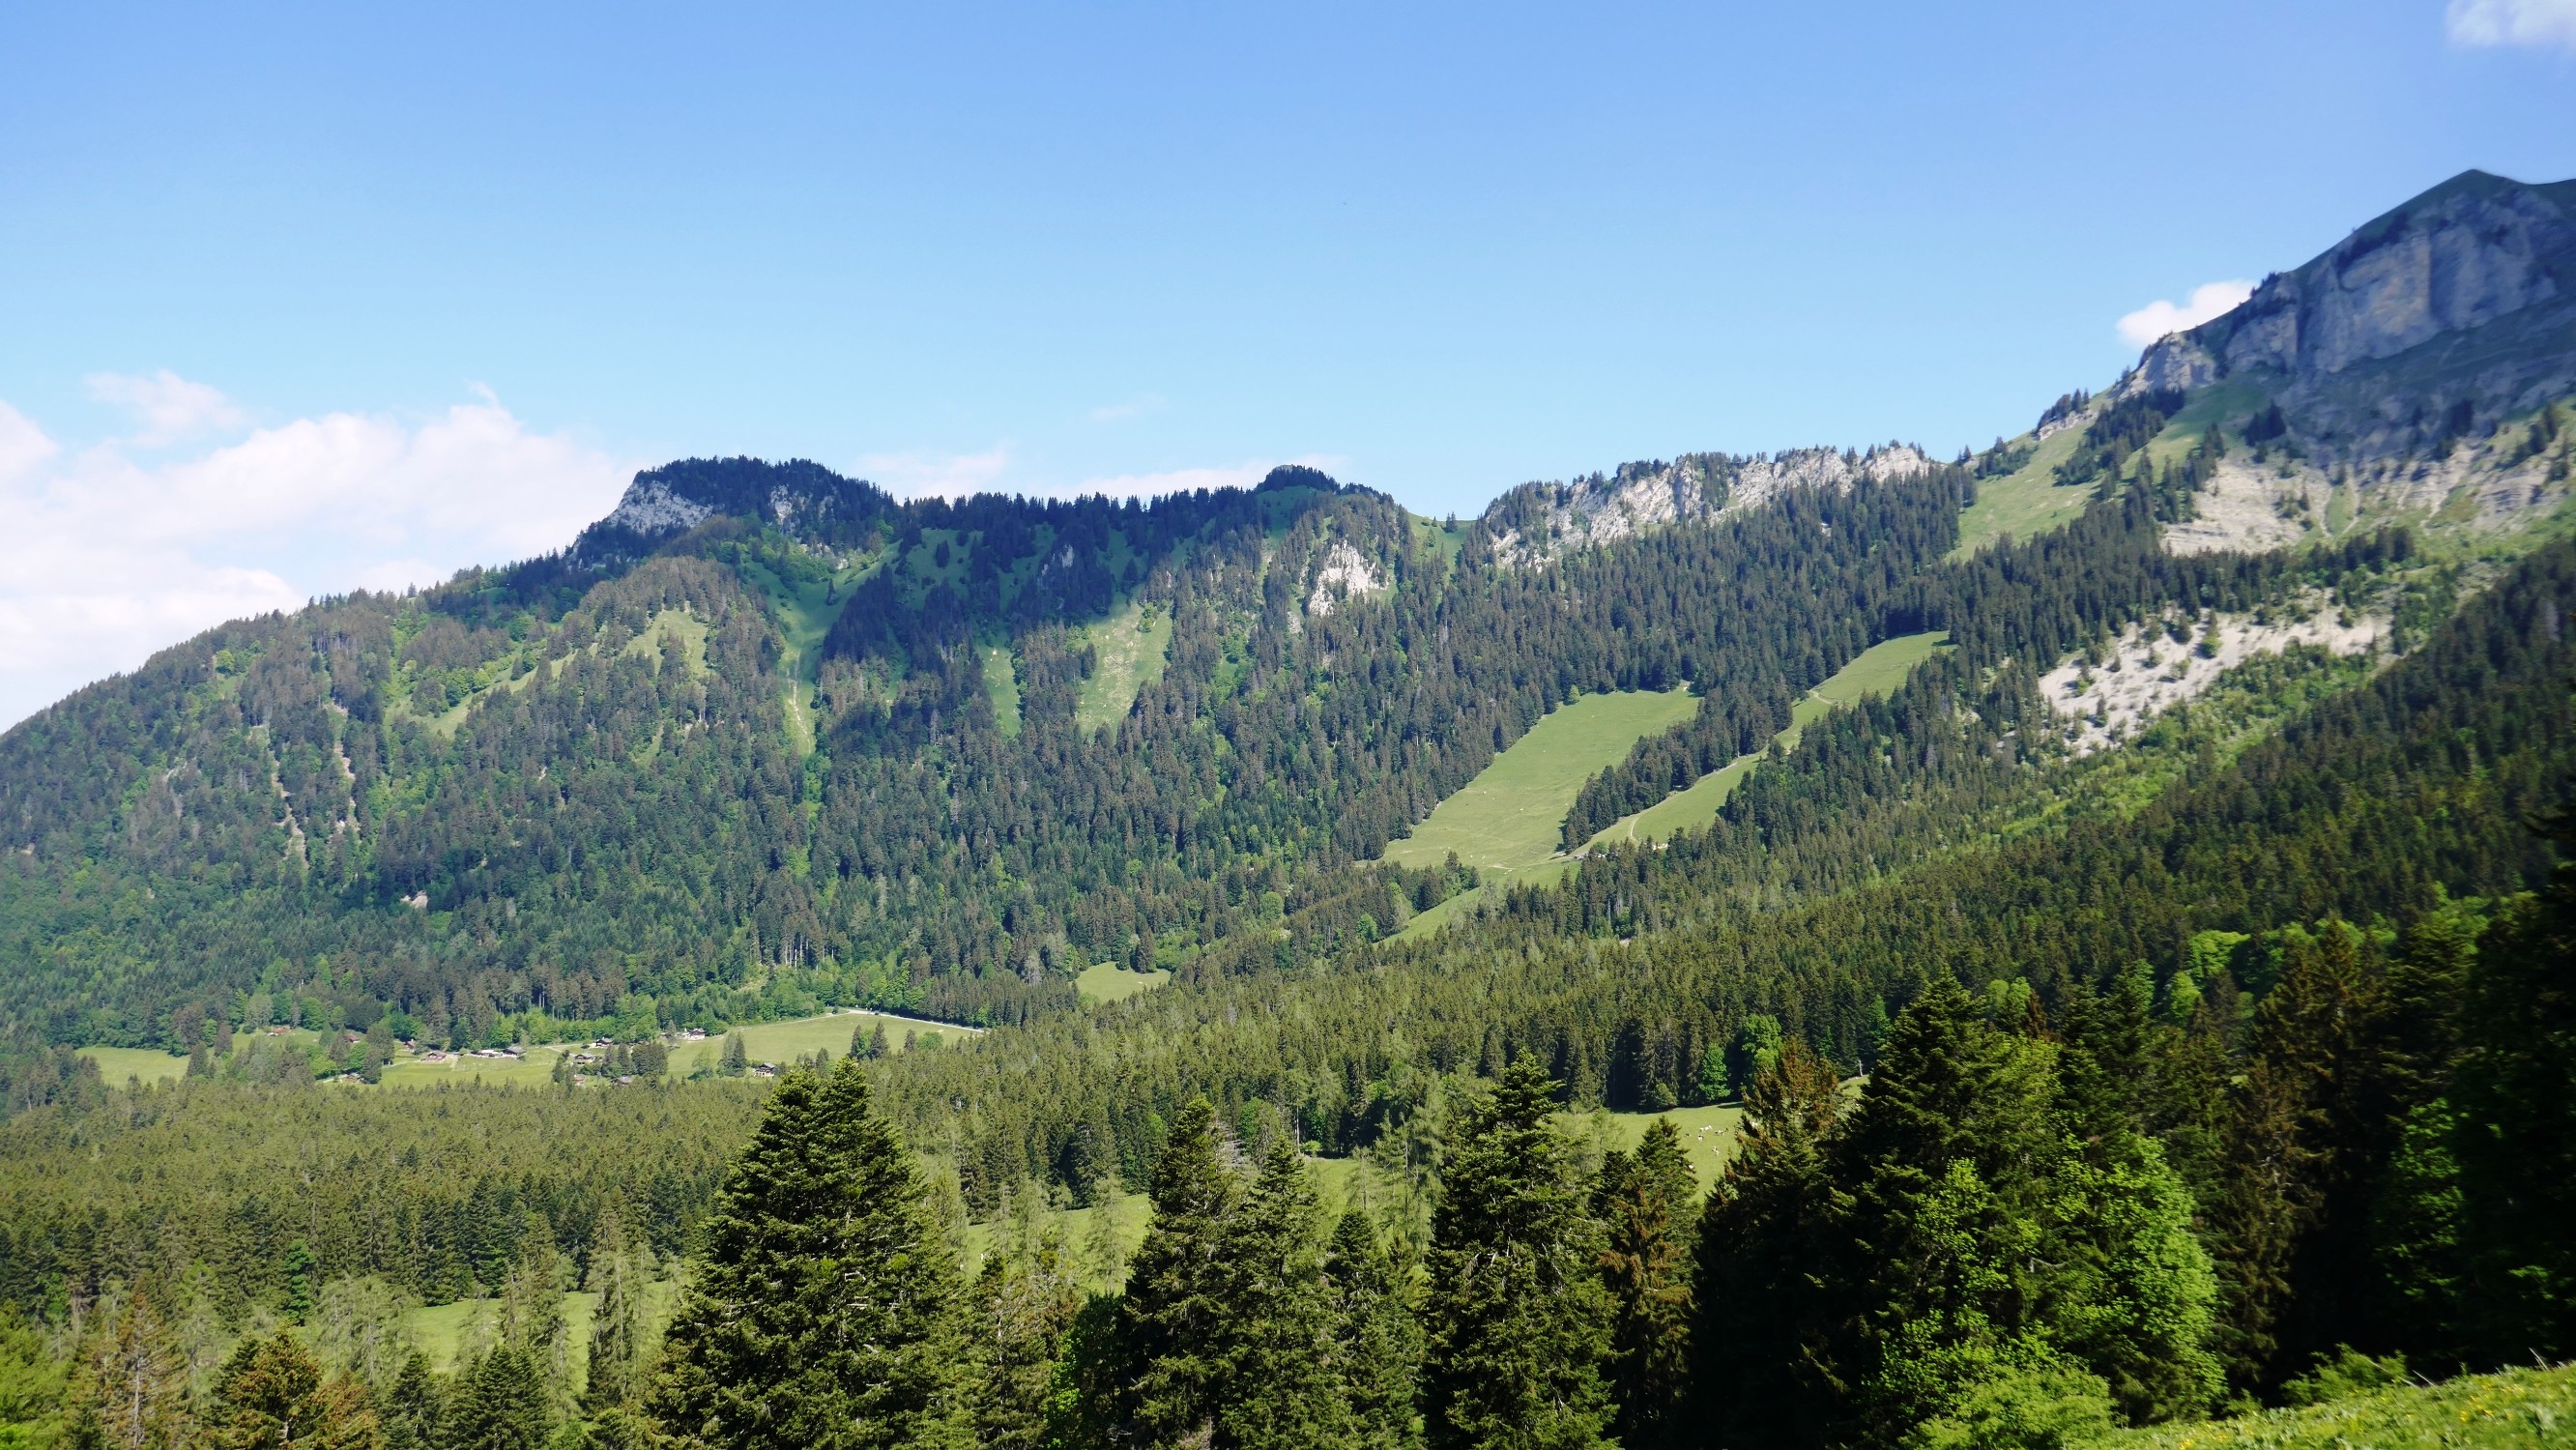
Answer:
[4,170,2576,1449]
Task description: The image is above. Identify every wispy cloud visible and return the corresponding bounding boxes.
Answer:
[1087,394,1167,423]
[1069,455,1346,501]
[2116,279,2256,348]
[2446,0,2576,49]
[85,368,252,447]
[0,379,635,727]
[853,445,1019,501]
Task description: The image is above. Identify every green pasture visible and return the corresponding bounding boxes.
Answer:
[1596,1104,1744,1193]
[1587,631,1950,849]
[1077,961,1171,1005]
[1949,424,2092,561]
[1382,687,1700,875]
[2106,1362,2576,1449]
[1077,595,1173,733]
[982,643,1022,737]
[76,1046,189,1086]
[664,1009,968,1076]
[405,1279,682,1380]
[1378,687,1697,941]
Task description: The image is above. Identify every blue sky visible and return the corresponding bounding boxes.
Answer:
[1,0,2572,721]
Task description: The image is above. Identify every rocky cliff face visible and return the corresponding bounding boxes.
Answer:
[1482,443,1933,567]
[572,456,897,564]
[2125,171,2576,461]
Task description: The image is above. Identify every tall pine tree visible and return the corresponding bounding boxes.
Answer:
[1323,1211,1422,1450]
[2454,824,2576,1360]
[651,1058,972,1450]
[1419,1060,1616,1450]
[1592,1120,1694,1450]
[1694,1038,1846,1450]
[1108,1097,1237,1446]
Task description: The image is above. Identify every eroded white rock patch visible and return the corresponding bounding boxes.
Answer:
[1305,540,1385,618]
[2040,600,2387,755]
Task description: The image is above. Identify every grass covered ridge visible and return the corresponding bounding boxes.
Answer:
[2104,1363,2576,1448]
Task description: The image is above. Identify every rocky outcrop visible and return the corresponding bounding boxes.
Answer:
[2120,171,2576,462]
[1484,443,1932,567]
[572,456,897,565]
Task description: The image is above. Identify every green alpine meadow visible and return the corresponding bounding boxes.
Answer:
[7,165,2576,1450]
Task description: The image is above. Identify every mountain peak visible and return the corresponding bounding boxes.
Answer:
[2121,170,2576,459]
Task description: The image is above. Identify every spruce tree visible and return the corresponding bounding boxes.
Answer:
[650,1058,972,1450]
[1323,1211,1422,1450]
[1828,975,2059,1445]
[1694,1038,1845,1450]
[970,1232,1084,1450]
[1216,1143,1346,1450]
[203,1330,381,1450]
[1109,1097,1237,1448]
[2208,923,2388,1389]
[2454,844,2576,1360]
[446,1346,550,1450]
[1419,1060,1616,1450]
[380,1352,445,1450]
[582,1211,652,1414]
[64,1291,192,1450]
[1592,1121,1693,1450]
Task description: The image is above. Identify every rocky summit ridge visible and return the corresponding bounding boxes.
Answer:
[2125,169,2576,462]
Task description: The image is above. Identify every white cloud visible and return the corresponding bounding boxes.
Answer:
[0,402,59,482]
[854,445,1019,501]
[1066,455,1350,502]
[2117,279,2257,348]
[85,368,252,446]
[0,381,635,728]
[2447,0,2576,49]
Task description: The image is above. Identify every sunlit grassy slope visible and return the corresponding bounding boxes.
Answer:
[76,1046,188,1086]
[2105,1363,2576,1449]
[1950,425,2093,561]
[1078,595,1174,733]
[1379,687,1697,940]
[1077,961,1171,1005]
[1589,631,1952,848]
[1382,688,1701,874]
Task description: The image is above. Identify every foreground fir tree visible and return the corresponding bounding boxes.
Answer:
[582,1210,654,1414]
[650,1058,972,1450]
[2454,814,2576,1361]
[1109,1097,1237,1446]
[1419,1060,1617,1450]
[202,1330,381,1450]
[64,1291,192,1450]
[1694,1038,1847,1450]
[1323,1211,1423,1450]
[445,1347,551,1450]
[970,1232,1085,1450]
[1592,1120,1694,1450]
[1215,1143,1347,1450]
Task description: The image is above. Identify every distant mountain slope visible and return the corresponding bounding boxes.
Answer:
[0,171,2569,1060]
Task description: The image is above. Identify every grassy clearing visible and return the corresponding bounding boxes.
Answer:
[1587,631,1951,848]
[1378,688,1696,942]
[1077,961,1171,1005]
[1591,1105,1745,1193]
[665,1009,969,1077]
[366,1009,965,1089]
[77,1046,189,1086]
[1383,688,1700,874]
[738,560,863,759]
[405,1280,683,1379]
[1950,425,2093,561]
[982,643,1022,738]
[1078,595,1174,733]
[2105,1363,2576,1448]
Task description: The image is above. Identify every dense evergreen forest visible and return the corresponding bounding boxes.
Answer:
[4,165,2575,1450]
